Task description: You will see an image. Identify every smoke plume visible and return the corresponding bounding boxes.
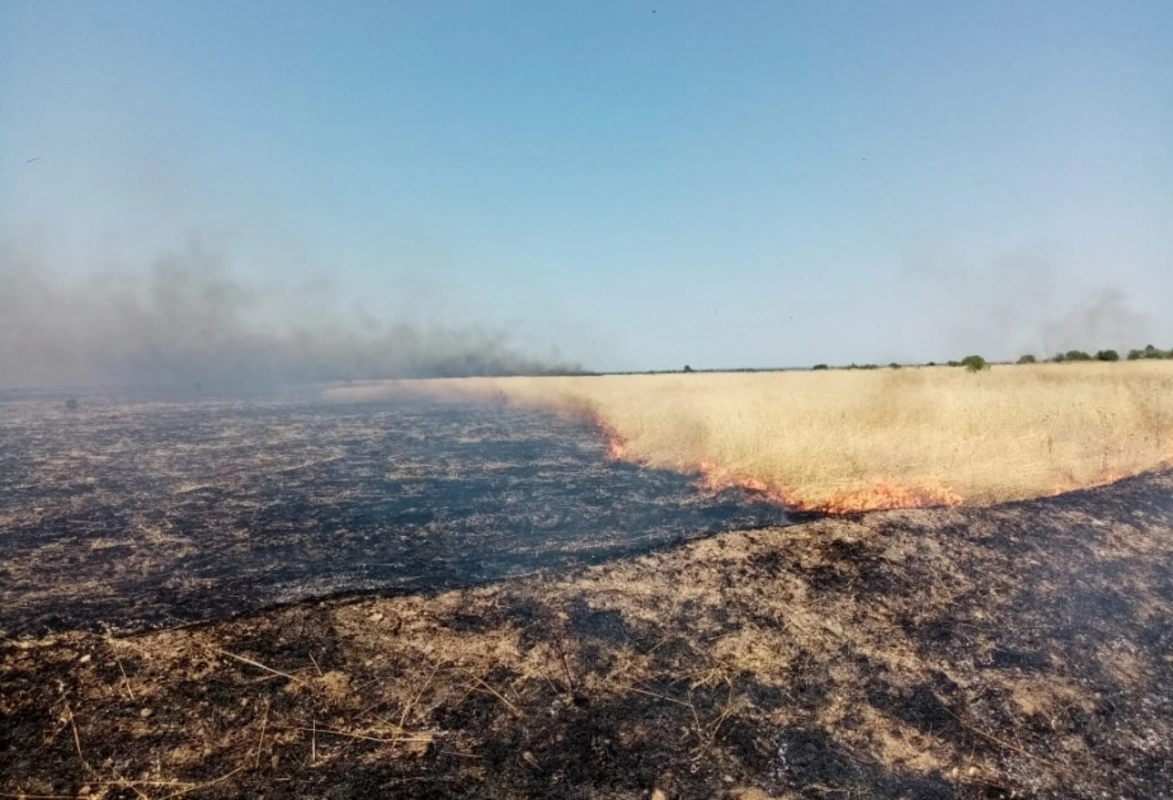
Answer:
[1039,289,1152,357]
[916,254,1156,360]
[0,245,577,391]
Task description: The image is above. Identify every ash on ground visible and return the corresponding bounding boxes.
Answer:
[0,397,789,635]
[3,472,1172,799]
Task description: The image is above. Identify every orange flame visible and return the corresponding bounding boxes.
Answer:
[600,420,627,460]
[594,426,967,514]
[695,461,786,503]
[586,417,1173,515]
[801,479,965,514]
[694,461,963,513]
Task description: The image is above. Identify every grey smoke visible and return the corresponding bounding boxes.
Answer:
[1039,289,1152,357]
[987,286,1154,360]
[0,245,578,391]
[917,254,1155,360]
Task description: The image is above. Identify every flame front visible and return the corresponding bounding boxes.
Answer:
[804,479,965,514]
[694,461,963,513]
[586,417,1170,515]
[596,418,627,461]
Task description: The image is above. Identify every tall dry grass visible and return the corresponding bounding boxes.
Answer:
[329,363,1173,511]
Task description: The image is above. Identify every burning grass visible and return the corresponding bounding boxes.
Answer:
[336,362,1173,512]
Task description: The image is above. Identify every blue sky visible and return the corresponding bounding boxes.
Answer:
[3,0,1171,372]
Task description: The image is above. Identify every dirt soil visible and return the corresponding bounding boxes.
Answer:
[3,471,1173,799]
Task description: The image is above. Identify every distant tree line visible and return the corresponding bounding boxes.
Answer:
[804,345,1173,373]
[1128,345,1173,360]
[1016,345,1173,364]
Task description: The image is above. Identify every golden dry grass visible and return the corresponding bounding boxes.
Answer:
[336,362,1173,511]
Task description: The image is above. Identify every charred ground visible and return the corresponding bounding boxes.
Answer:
[3,460,1173,798]
[0,396,787,636]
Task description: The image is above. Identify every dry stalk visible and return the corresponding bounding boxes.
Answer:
[254,699,270,769]
[63,702,87,771]
[102,632,138,701]
[943,707,1055,765]
[391,660,442,747]
[94,778,190,800]
[287,725,436,745]
[625,685,691,708]
[640,634,683,657]
[559,649,576,695]
[550,635,577,697]
[115,654,136,701]
[215,648,305,685]
[158,766,246,799]
[125,782,152,800]
[465,672,521,717]
[685,693,704,752]
[692,688,739,761]
[37,716,67,751]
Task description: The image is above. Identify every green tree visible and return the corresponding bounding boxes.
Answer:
[812,364,829,371]
[1017,354,1037,364]
[682,365,694,373]
[960,355,989,372]
[1095,349,1119,362]
[1064,350,1092,362]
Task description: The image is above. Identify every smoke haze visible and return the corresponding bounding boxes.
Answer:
[0,244,577,391]
[1040,289,1153,357]
[915,253,1157,361]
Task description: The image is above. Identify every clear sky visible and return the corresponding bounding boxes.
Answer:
[3,0,1171,374]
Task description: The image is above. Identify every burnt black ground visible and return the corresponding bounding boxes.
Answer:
[0,396,789,636]
[3,471,1172,799]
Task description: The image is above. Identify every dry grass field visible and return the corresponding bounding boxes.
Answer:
[345,362,1173,512]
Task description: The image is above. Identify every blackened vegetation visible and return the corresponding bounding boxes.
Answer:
[0,397,789,636]
[2,417,1173,799]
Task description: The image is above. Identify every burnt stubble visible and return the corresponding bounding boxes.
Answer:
[0,396,789,636]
